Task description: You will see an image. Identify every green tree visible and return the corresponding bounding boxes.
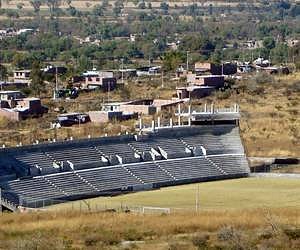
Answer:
[263,37,276,50]
[0,64,8,82]
[17,3,24,10]
[160,2,169,14]
[92,4,104,16]
[65,0,72,6]
[138,1,146,9]
[113,0,124,17]
[30,61,45,96]
[163,51,184,71]
[45,0,62,17]
[30,0,43,15]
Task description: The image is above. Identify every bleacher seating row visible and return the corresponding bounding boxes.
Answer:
[0,154,249,208]
[0,125,244,178]
[0,125,250,208]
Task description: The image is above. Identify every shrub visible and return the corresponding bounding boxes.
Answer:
[284,228,300,240]
[254,72,274,84]
[191,233,209,248]
[287,81,300,93]
[216,89,231,100]
[123,228,143,241]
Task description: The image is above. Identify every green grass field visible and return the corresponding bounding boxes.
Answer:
[49,177,300,211]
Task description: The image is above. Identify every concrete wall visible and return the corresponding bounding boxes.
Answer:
[120,104,156,115]
[195,76,224,88]
[0,109,20,121]
[195,62,237,75]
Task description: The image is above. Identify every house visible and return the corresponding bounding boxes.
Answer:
[0,91,24,101]
[136,66,161,76]
[42,65,67,75]
[287,39,299,47]
[257,66,290,75]
[176,86,215,99]
[187,74,225,88]
[82,71,117,91]
[13,70,31,85]
[0,81,28,90]
[88,110,138,123]
[16,29,34,35]
[194,62,237,75]
[102,99,184,115]
[0,91,48,121]
[118,69,137,78]
[175,66,187,78]
[253,58,271,67]
[238,63,255,73]
[129,34,136,42]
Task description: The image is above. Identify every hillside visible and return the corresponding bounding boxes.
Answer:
[0,1,266,10]
[0,72,299,157]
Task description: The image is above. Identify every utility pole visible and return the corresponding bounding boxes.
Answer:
[221,61,224,75]
[53,66,58,100]
[121,58,124,85]
[186,51,189,71]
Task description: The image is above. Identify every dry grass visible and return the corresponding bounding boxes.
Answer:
[0,207,299,249]
[202,72,300,157]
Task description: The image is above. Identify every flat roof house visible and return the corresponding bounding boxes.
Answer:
[187,74,225,88]
[13,70,31,85]
[82,71,117,92]
[0,91,48,121]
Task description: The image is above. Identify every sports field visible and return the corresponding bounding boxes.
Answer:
[49,177,300,211]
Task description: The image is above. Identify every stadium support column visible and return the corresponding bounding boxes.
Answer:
[170,118,173,128]
[211,103,214,113]
[157,117,161,129]
[188,105,191,126]
[178,104,181,126]
[211,103,214,125]
[139,118,143,131]
[151,120,155,132]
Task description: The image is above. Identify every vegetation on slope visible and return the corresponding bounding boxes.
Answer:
[0,207,299,249]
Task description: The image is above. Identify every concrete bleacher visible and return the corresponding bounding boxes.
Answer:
[77,166,142,191]
[207,155,250,175]
[0,124,250,209]
[181,126,244,155]
[46,146,108,170]
[157,157,222,181]
[1,177,66,207]
[14,151,61,176]
[95,143,141,165]
[126,162,174,184]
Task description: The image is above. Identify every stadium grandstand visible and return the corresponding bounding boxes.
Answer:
[0,123,249,211]
[0,105,250,211]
